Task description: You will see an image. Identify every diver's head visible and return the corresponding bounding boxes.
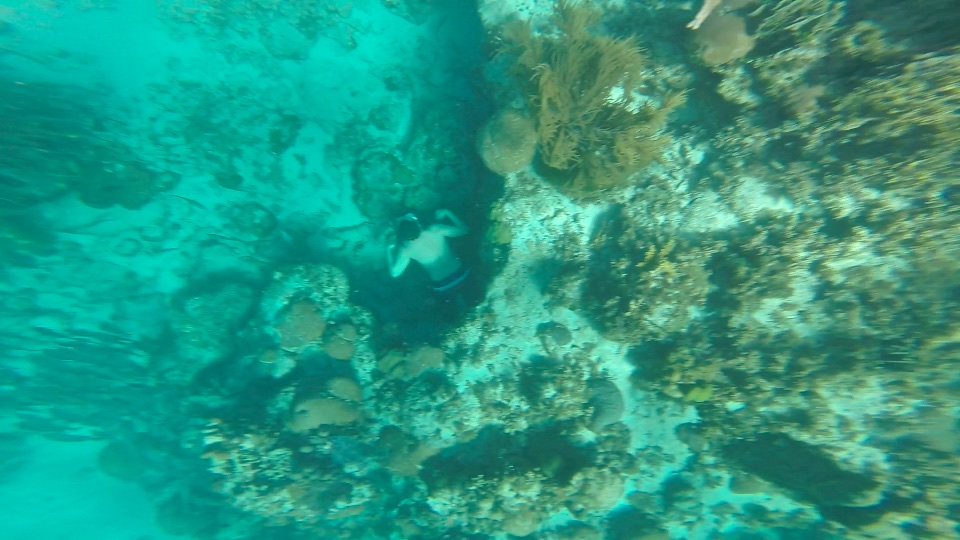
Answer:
[395,213,422,243]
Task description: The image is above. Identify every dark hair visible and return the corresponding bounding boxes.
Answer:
[395,213,422,242]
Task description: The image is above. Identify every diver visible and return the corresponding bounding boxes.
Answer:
[387,209,479,314]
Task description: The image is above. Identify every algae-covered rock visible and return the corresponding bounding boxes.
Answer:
[581,205,711,341]
[351,151,413,219]
[169,278,259,384]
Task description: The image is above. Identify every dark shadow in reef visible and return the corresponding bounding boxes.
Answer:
[420,422,596,491]
[722,432,914,527]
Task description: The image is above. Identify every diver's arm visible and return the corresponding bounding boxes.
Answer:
[387,243,411,277]
[434,209,469,237]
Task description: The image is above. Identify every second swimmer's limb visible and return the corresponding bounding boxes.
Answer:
[387,243,411,277]
[434,209,469,237]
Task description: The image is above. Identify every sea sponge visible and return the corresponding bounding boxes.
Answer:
[477,109,537,176]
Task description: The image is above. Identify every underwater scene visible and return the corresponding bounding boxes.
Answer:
[1,0,957,538]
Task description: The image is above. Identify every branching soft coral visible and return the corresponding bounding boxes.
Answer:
[499,0,684,196]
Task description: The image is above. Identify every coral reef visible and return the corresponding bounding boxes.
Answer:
[5,0,959,539]
[198,264,384,530]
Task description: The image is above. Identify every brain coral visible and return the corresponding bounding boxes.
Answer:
[477,109,538,176]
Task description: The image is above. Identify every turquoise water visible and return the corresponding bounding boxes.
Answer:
[2,0,957,539]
